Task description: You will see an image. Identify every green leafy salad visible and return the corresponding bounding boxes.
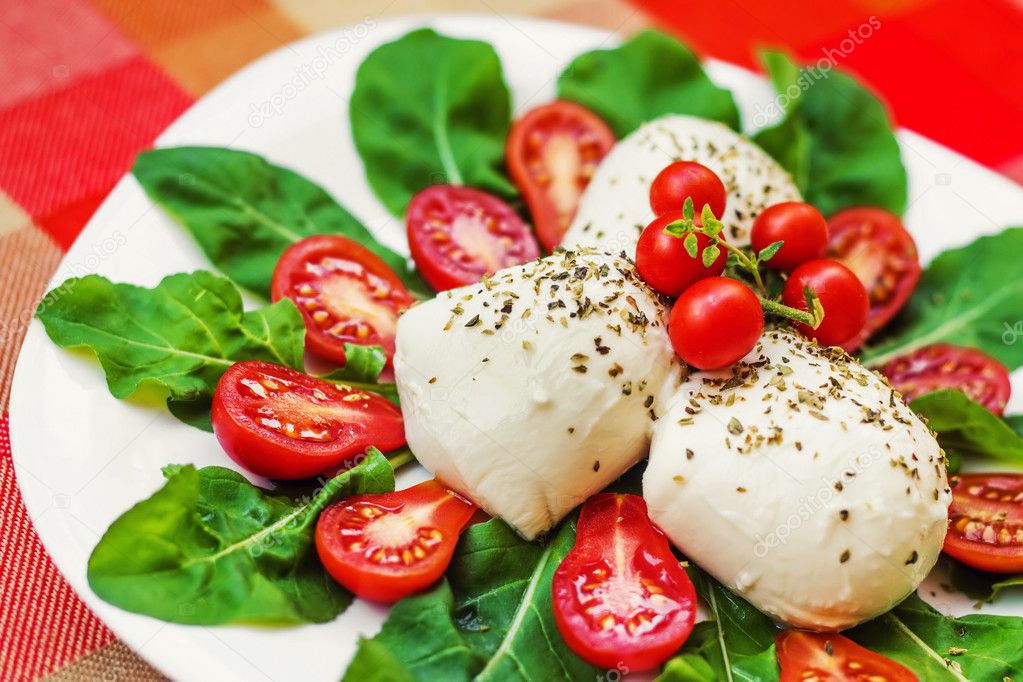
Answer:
[33,26,1023,681]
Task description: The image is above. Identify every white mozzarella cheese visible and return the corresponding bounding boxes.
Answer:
[644,330,950,631]
[562,115,801,254]
[395,249,681,539]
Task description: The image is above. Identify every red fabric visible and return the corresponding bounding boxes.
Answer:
[0,414,117,682]
[0,55,190,223]
[634,0,1023,182]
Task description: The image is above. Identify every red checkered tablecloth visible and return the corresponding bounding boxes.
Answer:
[1,1,1020,679]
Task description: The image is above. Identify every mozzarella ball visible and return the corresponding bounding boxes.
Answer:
[644,330,950,630]
[562,115,801,253]
[395,249,680,539]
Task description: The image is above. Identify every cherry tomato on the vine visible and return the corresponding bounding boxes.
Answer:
[881,344,1011,415]
[506,100,615,251]
[776,630,918,682]
[669,277,763,370]
[649,161,727,219]
[635,212,727,297]
[944,473,1023,574]
[552,493,697,672]
[316,479,477,602]
[782,259,868,347]
[750,201,829,271]
[211,361,405,480]
[271,235,413,365]
[826,208,921,352]
[406,185,540,292]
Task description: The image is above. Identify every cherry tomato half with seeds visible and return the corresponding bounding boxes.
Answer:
[649,161,726,219]
[777,630,918,682]
[668,277,763,370]
[315,479,476,603]
[881,344,1011,415]
[271,235,413,365]
[782,259,869,347]
[552,493,697,672]
[944,473,1023,573]
[506,100,615,251]
[211,361,405,480]
[826,208,921,352]
[406,185,540,291]
[750,201,829,271]
[635,212,727,297]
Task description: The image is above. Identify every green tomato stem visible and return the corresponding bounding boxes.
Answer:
[385,446,415,471]
[759,297,818,328]
[713,238,766,293]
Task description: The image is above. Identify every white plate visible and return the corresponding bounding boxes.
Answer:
[10,14,1023,682]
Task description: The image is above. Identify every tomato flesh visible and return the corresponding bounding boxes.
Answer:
[881,343,1011,415]
[271,235,413,365]
[944,473,1023,573]
[507,100,615,250]
[826,208,921,352]
[552,493,697,672]
[777,630,918,682]
[315,479,476,602]
[407,185,540,291]
[211,361,404,480]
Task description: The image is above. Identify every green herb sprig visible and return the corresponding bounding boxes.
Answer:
[663,197,825,329]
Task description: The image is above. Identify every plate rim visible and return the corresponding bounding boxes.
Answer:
[9,12,1023,681]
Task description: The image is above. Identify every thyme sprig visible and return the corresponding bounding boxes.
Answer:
[663,197,825,329]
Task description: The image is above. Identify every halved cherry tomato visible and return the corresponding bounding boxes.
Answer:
[211,361,404,480]
[552,493,697,672]
[826,208,921,352]
[636,212,727,297]
[944,473,1023,573]
[507,100,615,250]
[315,479,476,602]
[777,630,918,682]
[406,185,540,291]
[881,344,1011,415]
[271,235,413,365]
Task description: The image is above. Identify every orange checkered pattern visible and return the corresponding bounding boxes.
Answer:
[0,0,1019,679]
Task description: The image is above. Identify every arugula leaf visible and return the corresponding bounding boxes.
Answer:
[350,29,516,216]
[941,557,1023,604]
[343,517,599,681]
[860,228,1023,369]
[88,449,394,625]
[321,343,399,405]
[344,581,483,681]
[133,147,428,298]
[674,566,780,682]
[752,50,907,217]
[36,271,303,410]
[909,390,1023,468]
[557,30,741,138]
[1005,414,1023,438]
[847,592,1023,680]
[166,396,214,432]
[656,653,718,681]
